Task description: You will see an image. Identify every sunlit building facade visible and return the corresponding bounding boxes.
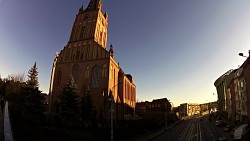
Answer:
[214,51,250,124]
[48,0,136,120]
[233,68,247,122]
[214,69,235,114]
[179,103,200,116]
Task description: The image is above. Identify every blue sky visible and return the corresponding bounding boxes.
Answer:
[1,0,250,106]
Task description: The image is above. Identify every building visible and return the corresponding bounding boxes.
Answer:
[234,51,250,124]
[214,69,235,117]
[200,101,218,115]
[214,51,250,124]
[135,98,171,116]
[48,0,136,120]
[178,103,200,117]
[233,68,247,123]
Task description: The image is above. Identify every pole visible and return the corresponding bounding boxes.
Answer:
[110,81,122,141]
[165,101,168,130]
[111,96,113,141]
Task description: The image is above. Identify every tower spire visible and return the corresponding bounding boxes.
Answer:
[85,0,102,11]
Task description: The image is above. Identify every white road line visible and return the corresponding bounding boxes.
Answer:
[199,122,202,141]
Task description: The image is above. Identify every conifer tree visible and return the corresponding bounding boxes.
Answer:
[59,76,80,126]
[22,62,45,123]
[27,62,39,88]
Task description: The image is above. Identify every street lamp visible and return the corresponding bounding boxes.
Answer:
[109,81,122,141]
[164,99,169,131]
[238,53,247,58]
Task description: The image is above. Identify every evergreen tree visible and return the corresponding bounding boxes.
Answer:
[59,76,80,126]
[22,62,46,123]
[27,62,39,88]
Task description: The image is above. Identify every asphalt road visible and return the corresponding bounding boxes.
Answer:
[153,115,233,141]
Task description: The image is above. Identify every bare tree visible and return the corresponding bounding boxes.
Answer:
[6,73,26,82]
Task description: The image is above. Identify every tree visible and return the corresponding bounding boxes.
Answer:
[27,62,39,88]
[58,76,80,126]
[21,62,46,123]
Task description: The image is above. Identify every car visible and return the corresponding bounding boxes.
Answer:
[224,125,234,132]
[217,136,228,141]
[234,124,248,140]
[230,127,237,136]
[215,120,226,126]
[215,120,220,126]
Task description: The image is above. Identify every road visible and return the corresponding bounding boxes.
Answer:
[153,115,233,141]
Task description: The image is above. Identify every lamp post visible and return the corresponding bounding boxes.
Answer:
[110,95,114,141]
[238,53,248,58]
[109,81,122,141]
[165,99,169,131]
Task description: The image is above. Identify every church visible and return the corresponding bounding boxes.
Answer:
[48,0,136,120]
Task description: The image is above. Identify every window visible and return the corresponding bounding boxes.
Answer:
[91,66,99,88]
[102,63,107,77]
[99,31,103,43]
[110,65,113,79]
[85,66,90,79]
[72,64,79,82]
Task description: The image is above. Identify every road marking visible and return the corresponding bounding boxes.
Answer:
[199,122,202,141]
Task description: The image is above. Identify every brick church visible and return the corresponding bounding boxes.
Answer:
[48,0,136,120]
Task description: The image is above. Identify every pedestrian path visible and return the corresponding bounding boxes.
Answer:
[0,102,4,141]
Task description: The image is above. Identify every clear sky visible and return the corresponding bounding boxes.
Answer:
[1,0,250,106]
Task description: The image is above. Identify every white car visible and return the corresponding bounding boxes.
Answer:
[234,124,248,140]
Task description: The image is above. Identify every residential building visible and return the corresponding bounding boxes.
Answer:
[135,98,171,116]
[233,68,247,122]
[200,101,218,115]
[214,69,235,117]
[179,103,200,117]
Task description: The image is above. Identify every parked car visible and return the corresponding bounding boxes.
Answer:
[224,125,234,132]
[215,120,220,126]
[215,120,226,127]
[234,124,248,140]
[230,127,237,136]
[217,136,228,141]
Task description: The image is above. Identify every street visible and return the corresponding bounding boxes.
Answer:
[153,115,233,141]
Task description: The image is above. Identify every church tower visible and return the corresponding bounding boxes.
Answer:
[68,0,108,48]
[48,0,136,121]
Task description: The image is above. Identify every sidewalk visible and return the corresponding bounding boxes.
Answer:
[133,120,183,141]
[0,104,4,141]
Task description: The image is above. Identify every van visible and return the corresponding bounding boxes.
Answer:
[233,124,248,140]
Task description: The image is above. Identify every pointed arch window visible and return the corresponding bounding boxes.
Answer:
[110,65,113,79]
[91,66,99,88]
[72,64,79,82]
[102,63,107,77]
[85,66,90,79]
